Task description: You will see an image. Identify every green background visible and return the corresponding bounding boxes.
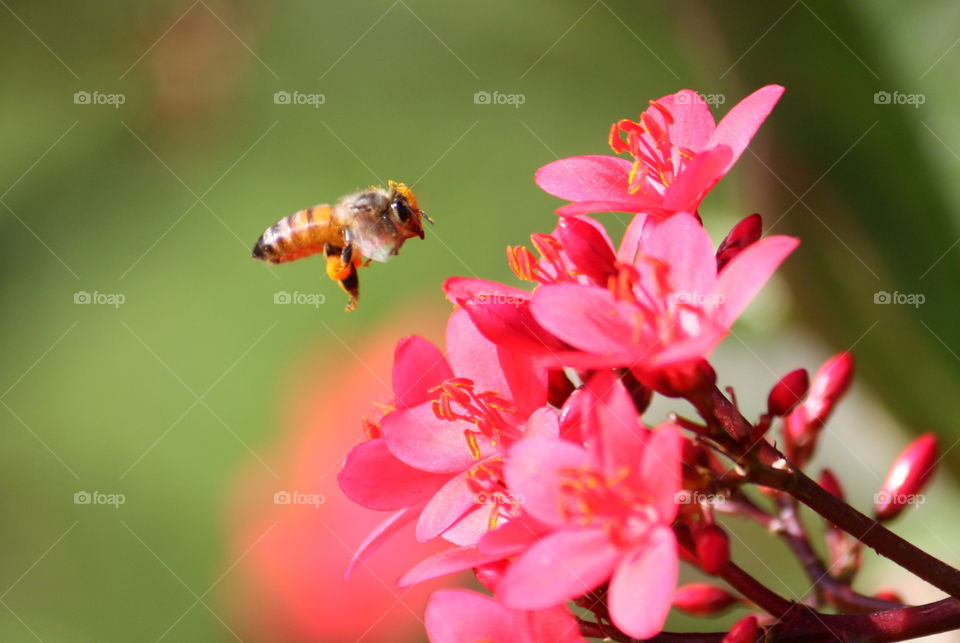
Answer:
[2,0,959,640]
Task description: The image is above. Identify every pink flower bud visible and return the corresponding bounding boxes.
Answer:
[875,433,938,521]
[723,615,759,643]
[767,368,809,416]
[640,359,716,398]
[805,352,854,426]
[819,468,845,500]
[672,582,739,616]
[696,524,730,574]
[472,560,509,592]
[716,213,762,271]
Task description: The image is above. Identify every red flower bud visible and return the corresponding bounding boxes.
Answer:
[767,368,809,416]
[819,468,845,500]
[672,582,739,616]
[723,615,759,643]
[805,352,854,426]
[547,368,576,408]
[696,524,730,574]
[640,359,716,398]
[875,433,938,521]
[716,213,762,271]
[875,589,903,604]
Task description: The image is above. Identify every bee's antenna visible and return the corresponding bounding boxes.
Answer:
[422,211,435,225]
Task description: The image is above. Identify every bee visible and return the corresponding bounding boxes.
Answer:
[251,181,431,311]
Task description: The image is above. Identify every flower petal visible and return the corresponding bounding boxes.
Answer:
[707,84,784,172]
[393,336,453,409]
[505,437,589,527]
[444,277,565,356]
[531,284,640,356]
[713,235,799,327]
[639,423,683,522]
[399,546,503,588]
[661,145,732,213]
[585,371,647,476]
[555,215,617,283]
[345,505,423,578]
[660,89,716,153]
[608,525,678,639]
[641,212,717,297]
[338,439,449,510]
[535,155,632,203]
[425,589,586,643]
[498,528,621,610]
[381,403,495,474]
[417,473,479,542]
[446,308,548,414]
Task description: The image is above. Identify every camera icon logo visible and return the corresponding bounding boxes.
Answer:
[274,291,292,304]
[874,291,892,304]
[73,91,91,105]
[274,491,292,505]
[274,90,291,105]
[874,91,891,105]
[473,91,491,105]
[74,491,91,504]
[74,291,91,304]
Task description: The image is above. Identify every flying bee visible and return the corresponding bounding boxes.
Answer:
[251,181,431,311]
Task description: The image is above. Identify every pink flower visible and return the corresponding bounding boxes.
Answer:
[492,372,684,639]
[527,212,797,374]
[337,309,550,559]
[535,85,784,218]
[425,589,586,643]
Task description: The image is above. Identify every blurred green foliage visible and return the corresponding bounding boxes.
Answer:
[1,0,958,640]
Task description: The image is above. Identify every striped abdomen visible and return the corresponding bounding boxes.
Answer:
[252,205,340,264]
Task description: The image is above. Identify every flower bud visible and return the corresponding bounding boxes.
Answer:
[716,213,762,271]
[640,359,716,398]
[696,524,730,574]
[767,368,809,417]
[818,468,845,500]
[875,589,903,604]
[805,352,855,426]
[875,433,938,521]
[672,582,739,616]
[547,368,576,408]
[723,615,759,643]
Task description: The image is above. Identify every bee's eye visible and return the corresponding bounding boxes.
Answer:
[393,199,412,223]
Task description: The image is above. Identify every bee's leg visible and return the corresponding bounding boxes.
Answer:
[339,265,360,312]
[323,243,360,311]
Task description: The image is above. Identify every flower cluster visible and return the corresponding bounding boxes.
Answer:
[337,86,953,642]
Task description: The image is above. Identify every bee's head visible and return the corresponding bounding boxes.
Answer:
[387,181,432,241]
